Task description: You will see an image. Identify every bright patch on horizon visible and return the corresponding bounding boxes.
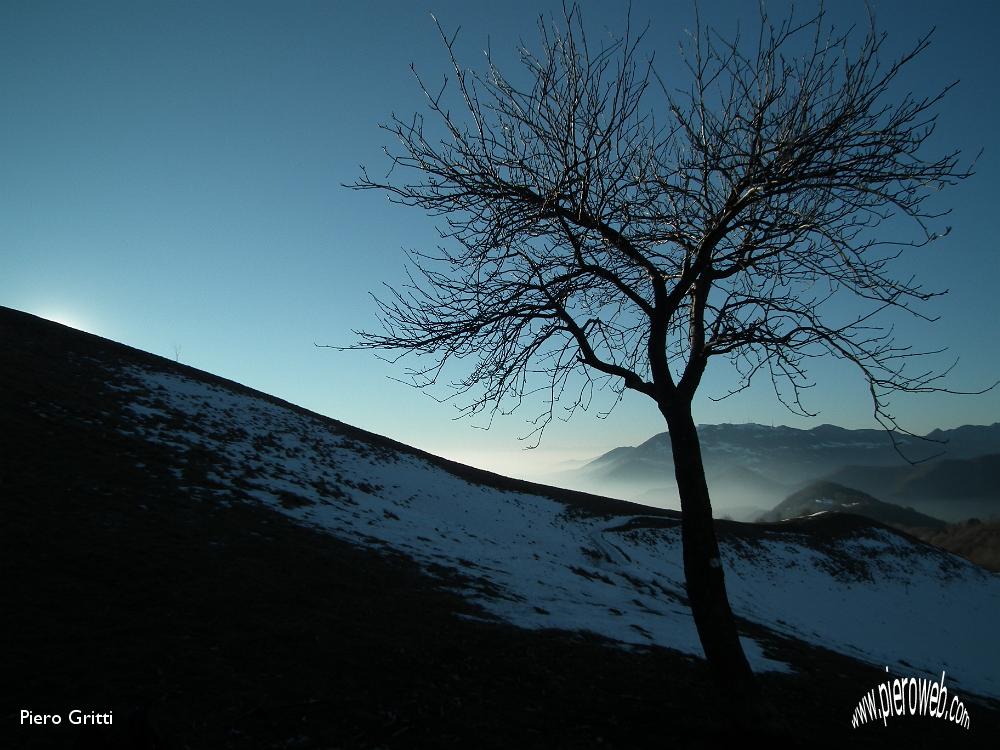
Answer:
[36,308,97,335]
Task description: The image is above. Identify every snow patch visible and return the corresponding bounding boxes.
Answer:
[108,363,1000,699]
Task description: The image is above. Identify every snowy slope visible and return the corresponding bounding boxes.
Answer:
[108,362,1000,701]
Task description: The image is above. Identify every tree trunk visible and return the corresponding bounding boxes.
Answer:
[660,399,760,726]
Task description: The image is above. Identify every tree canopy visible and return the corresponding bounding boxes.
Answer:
[351,5,976,447]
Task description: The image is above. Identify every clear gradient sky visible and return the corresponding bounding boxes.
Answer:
[3,0,999,479]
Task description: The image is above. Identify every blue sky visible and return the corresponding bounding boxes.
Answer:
[3,0,999,479]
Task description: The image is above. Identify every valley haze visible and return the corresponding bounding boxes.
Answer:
[552,422,1000,523]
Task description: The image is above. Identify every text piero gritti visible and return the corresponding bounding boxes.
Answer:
[20,709,113,725]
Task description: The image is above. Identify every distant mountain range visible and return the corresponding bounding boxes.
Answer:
[825,454,1000,508]
[561,422,1000,521]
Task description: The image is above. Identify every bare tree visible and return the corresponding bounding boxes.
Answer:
[348,4,976,725]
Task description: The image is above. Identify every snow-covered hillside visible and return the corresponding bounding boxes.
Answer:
[109,362,1000,702]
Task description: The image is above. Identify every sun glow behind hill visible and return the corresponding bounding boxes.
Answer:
[34,308,101,336]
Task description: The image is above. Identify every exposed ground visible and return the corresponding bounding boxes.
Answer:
[907,520,1000,572]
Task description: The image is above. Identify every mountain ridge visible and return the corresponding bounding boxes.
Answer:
[757,480,947,530]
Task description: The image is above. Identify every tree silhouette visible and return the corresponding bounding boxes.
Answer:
[349,4,976,726]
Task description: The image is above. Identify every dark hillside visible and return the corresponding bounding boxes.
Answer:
[2,307,997,748]
[907,519,1000,572]
[758,481,946,530]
